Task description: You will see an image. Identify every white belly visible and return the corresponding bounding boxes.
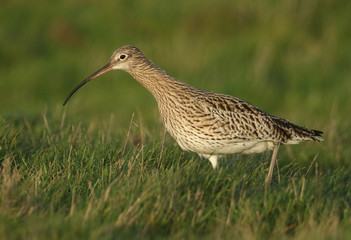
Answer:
[176,136,275,155]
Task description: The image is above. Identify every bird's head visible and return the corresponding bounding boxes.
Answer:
[109,45,146,71]
[63,45,144,105]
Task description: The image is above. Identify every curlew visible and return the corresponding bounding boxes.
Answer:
[64,45,323,185]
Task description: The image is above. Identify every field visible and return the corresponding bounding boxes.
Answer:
[1,0,351,239]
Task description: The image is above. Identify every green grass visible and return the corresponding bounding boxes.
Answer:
[1,112,350,239]
[1,0,351,239]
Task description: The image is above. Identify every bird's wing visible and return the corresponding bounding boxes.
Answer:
[194,93,293,142]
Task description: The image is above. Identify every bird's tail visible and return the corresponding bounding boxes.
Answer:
[307,129,324,142]
[288,125,324,144]
[272,117,324,144]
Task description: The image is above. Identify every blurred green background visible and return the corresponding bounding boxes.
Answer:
[1,0,350,140]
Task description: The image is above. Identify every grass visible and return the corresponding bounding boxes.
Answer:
[1,0,351,239]
[1,112,350,239]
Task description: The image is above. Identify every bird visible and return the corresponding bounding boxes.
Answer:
[64,45,323,185]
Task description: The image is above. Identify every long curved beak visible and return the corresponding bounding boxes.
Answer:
[63,62,113,105]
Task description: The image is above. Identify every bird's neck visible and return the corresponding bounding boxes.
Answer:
[127,63,192,101]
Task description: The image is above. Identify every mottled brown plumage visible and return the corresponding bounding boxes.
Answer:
[64,45,323,185]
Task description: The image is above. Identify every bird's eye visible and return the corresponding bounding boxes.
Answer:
[120,54,126,60]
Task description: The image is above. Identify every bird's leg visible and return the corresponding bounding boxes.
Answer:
[208,155,219,168]
[265,142,280,186]
[198,154,219,168]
